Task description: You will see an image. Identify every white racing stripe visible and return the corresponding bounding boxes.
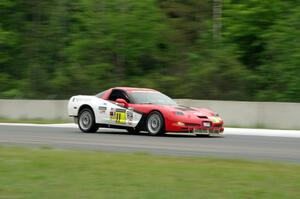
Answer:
[0,123,300,138]
[225,128,300,138]
[0,123,77,128]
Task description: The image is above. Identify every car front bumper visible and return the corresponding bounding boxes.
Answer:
[167,124,224,135]
[167,128,224,136]
[192,128,224,135]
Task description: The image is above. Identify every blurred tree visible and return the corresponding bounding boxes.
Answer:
[0,0,299,102]
[222,0,290,70]
[257,5,300,102]
[59,0,176,97]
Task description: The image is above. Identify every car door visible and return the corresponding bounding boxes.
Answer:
[107,89,142,127]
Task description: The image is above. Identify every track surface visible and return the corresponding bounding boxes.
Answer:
[1,124,300,163]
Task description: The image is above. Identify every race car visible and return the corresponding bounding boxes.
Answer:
[68,87,224,136]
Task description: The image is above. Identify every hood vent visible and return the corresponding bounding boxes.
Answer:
[175,106,196,111]
[197,116,208,119]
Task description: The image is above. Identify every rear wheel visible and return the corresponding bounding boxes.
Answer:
[78,108,98,133]
[146,111,165,136]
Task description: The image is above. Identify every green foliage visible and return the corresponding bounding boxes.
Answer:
[256,5,300,102]
[0,0,299,101]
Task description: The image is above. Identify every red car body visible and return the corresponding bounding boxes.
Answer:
[100,87,224,134]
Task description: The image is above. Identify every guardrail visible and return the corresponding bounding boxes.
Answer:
[1,99,299,129]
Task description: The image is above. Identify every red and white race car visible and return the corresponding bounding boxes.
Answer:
[68,87,224,136]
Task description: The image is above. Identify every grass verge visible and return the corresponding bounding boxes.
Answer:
[0,146,299,199]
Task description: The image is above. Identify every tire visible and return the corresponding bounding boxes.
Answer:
[78,108,99,133]
[146,111,165,136]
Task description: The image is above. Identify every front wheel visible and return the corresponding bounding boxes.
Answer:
[78,108,98,133]
[146,111,165,136]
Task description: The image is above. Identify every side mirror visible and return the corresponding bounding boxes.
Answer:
[116,98,128,108]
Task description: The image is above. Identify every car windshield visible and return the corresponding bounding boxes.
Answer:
[129,91,177,105]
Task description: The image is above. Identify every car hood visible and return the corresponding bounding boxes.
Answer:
[161,104,215,117]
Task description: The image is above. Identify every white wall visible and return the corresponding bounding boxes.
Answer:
[0,99,299,129]
[0,99,69,120]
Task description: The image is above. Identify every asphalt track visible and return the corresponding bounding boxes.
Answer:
[0,123,300,163]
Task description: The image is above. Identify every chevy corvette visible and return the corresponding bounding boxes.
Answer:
[68,87,224,136]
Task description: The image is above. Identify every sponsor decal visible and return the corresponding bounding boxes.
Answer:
[127,111,133,120]
[98,106,107,113]
[126,110,133,125]
[110,108,116,119]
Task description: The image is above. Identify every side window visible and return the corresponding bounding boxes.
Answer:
[108,90,130,103]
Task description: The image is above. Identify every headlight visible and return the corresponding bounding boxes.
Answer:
[174,121,185,126]
[174,111,184,116]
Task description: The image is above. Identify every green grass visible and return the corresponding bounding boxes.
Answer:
[0,147,300,199]
[0,117,71,124]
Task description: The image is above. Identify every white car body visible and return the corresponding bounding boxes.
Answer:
[68,95,143,127]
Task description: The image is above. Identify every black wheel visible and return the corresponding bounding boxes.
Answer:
[78,108,98,133]
[146,111,165,136]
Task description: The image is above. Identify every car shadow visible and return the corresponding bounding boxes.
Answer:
[76,129,224,138]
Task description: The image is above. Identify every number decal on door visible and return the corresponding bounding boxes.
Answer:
[111,108,126,124]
